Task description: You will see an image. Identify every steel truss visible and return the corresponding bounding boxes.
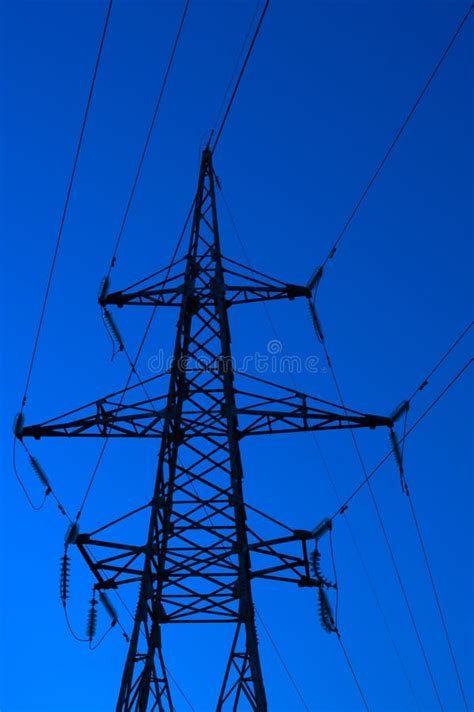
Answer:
[18,148,391,710]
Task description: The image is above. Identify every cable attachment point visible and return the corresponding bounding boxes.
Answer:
[29,455,52,496]
[98,276,110,306]
[102,307,124,360]
[205,129,214,151]
[99,591,118,627]
[60,551,71,604]
[391,399,410,423]
[311,518,338,633]
[307,265,324,293]
[318,588,338,634]
[390,429,408,495]
[312,517,332,540]
[87,590,98,643]
[213,168,222,191]
[13,412,25,440]
[307,298,325,343]
[65,521,80,546]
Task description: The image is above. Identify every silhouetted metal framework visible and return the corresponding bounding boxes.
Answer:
[19,149,391,710]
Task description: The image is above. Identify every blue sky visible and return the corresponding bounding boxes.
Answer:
[0,1,472,710]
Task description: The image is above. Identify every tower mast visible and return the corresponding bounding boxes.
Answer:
[18,148,392,710]
[117,148,266,709]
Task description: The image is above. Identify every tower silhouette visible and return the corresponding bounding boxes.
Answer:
[19,148,391,710]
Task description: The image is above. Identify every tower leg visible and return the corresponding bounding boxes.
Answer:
[217,620,267,711]
[116,581,173,712]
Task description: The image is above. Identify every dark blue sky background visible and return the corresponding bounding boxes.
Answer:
[1,1,472,710]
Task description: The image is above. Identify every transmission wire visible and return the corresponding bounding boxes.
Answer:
[332,358,473,518]
[319,335,445,709]
[75,200,194,520]
[336,634,371,711]
[329,529,373,712]
[219,184,382,709]
[397,312,473,712]
[255,610,310,711]
[12,437,47,511]
[111,589,196,710]
[73,0,194,518]
[14,0,113,514]
[211,0,270,153]
[313,4,473,276]
[406,321,472,402]
[396,406,471,711]
[107,0,191,275]
[20,0,113,412]
[321,346,473,701]
[405,488,470,711]
[212,0,263,138]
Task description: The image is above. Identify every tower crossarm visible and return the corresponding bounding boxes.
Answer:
[16,372,391,440]
[234,375,392,437]
[16,383,391,440]
[16,374,170,440]
[102,254,310,309]
[103,282,310,308]
[247,530,321,587]
[18,397,168,439]
[73,525,321,597]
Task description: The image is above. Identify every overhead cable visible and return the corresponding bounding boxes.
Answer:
[309,5,473,280]
[20,0,114,411]
[332,358,473,519]
[211,0,270,153]
[107,0,191,274]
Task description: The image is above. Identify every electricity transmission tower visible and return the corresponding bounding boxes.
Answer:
[18,148,391,710]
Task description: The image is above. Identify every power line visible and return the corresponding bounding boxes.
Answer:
[42,0,262,522]
[332,358,473,518]
[165,666,197,712]
[407,321,472,402]
[256,610,310,711]
[221,184,422,702]
[75,199,194,520]
[320,341,444,708]
[328,528,373,712]
[308,286,470,701]
[312,4,473,277]
[80,0,270,520]
[306,306,472,517]
[353,432,444,709]
[318,330,471,709]
[16,452,193,705]
[211,0,270,153]
[336,633,370,712]
[107,0,191,275]
[14,437,72,520]
[20,0,114,411]
[18,0,191,523]
[219,185,404,708]
[406,488,470,711]
[20,0,192,519]
[341,510,422,709]
[310,417,422,709]
[395,394,471,711]
[110,589,196,711]
[212,0,263,139]
[217,37,472,704]
[12,438,48,512]
[63,605,89,643]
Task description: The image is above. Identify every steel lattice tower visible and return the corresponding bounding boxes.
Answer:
[19,148,391,710]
